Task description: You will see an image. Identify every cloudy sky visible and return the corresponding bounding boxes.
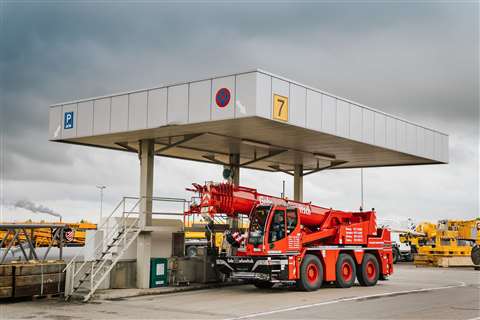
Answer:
[0,1,478,225]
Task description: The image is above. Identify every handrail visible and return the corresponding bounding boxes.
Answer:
[72,198,141,279]
[63,197,127,272]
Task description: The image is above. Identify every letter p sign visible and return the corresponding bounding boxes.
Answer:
[64,112,74,129]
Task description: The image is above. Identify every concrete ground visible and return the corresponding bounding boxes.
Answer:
[1,264,479,320]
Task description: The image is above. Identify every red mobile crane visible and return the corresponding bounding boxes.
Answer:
[187,182,393,291]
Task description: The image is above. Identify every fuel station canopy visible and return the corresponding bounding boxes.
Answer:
[49,69,448,172]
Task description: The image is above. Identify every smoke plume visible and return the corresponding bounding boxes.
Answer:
[14,200,62,221]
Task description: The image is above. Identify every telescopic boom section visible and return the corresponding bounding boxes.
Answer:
[187,182,375,231]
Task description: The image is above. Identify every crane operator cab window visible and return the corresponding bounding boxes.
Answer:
[269,209,286,243]
[286,208,298,235]
[248,206,270,246]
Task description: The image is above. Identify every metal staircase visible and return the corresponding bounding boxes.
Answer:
[63,197,142,302]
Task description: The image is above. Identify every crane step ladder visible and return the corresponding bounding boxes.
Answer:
[63,197,142,302]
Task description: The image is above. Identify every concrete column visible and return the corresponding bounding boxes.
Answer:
[228,154,240,186]
[137,139,154,289]
[293,164,303,202]
[227,154,240,230]
[139,139,154,227]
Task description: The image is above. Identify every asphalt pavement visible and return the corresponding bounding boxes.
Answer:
[2,264,479,320]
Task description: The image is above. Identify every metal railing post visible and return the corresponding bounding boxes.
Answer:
[90,262,94,291]
[71,263,76,294]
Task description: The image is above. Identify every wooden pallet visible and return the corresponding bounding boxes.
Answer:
[415,255,476,267]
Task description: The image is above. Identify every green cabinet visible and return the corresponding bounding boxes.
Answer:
[150,258,168,288]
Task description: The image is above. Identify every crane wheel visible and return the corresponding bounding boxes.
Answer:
[335,253,356,288]
[471,245,480,266]
[296,254,323,291]
[253,281,274,289]
[357,253,379,286]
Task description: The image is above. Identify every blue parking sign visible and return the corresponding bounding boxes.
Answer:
[64,112,74,129]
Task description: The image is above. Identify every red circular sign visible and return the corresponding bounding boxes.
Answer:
[215,88,231,108]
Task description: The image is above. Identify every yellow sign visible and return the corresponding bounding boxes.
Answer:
[273,94,288,122]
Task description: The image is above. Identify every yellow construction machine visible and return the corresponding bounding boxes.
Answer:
[0,220,97,248]
[400,219,480,266]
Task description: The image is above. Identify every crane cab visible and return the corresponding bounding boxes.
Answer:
[244,205,302,256]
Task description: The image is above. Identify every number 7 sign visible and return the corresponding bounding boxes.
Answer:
[273,94,288,122]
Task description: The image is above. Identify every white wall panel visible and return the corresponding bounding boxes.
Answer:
[424,130,435,159]
[290,84,306,127]
[147,88,167,128]
[110,95,128,133]
[256,72,271,119]
[188,80,211,123]
[434,132,449,162]
[77,101,94,137]
[336,100,349,138]
[49,106,62,140]
[441,134,449,162]
[93,98,111,135]
[406,123,417,154]
[306,90,322,131]
[321,95,336,134]
[416,127,426,157]
[167,85,188,124]
[362,109,374,144]
[374,113,386,147]
[235,72,257,118]
[434,132,443,161]
[212,76,235,121]
[396,120,407,152]
[385,117,396,149]
[129,92,148,130]
[349,104,362,141]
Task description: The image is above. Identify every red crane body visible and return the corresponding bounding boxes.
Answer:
[186,182,393,291]
[189,182,329,225]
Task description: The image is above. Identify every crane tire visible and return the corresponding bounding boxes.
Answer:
[357,253,380,287]
[335,253,356,288]
[296,254,323,291]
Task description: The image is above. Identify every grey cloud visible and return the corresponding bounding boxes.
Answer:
[1,2,478,222]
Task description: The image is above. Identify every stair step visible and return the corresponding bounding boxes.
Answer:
[73,286,90,293]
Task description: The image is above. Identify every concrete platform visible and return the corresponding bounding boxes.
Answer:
[93,282,242,301]
[3,264,480,319]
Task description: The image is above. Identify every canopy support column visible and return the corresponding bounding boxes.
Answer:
[294,164,303,202]
[227,154,240,229]
[137,139,154,289]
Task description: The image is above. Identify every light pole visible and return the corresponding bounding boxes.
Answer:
[96,185,106,222]
[360,168,364,211]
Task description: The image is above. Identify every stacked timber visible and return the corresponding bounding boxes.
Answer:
[0,265,13,298]
[0,261,65,299]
